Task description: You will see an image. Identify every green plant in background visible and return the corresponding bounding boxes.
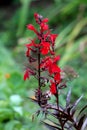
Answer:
[17,0,32,37]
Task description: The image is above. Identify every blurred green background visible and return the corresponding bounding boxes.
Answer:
[0,0,87,129]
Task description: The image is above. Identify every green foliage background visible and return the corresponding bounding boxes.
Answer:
[0,0,87,129]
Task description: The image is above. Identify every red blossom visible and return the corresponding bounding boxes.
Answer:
[24,13,62,95]
[24,69,29,80]
[53,55,60,63]
[26,48,30,57]
[40,56,50,68]
[40,23,49,32]
[54,73,61,83]
[49,64,61,75]
[50,34,58,43]
[25,42,34,57]
[50,50,55,55]
[50,81,57,94]
[25,39,39,57]
[34,13,39,19]
[40,56,61,75]
[25,42,33,48]
[42,18,49,23]
[40,41,50,55]
[27,24,38,34]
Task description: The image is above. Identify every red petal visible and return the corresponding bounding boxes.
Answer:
[40,42,50,55]
[25,43,33,48]
[34,13,38,18]
[26,49,30,57]
[41,23,49,31]
[27,24,35,30]
[27,24,38,34]
[49,64,61,75]
[24,70,29,80]
[40,48,49,55]
[43,24,48,31]
[54,55,60,63]
[42,18,49,23]
[50,82,57,94]
[54,73,61,83]
[50,34,58,42]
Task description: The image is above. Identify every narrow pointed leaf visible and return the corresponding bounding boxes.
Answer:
[79,105,87,115]
[46,118,61,127]
[78,114,86,129]
[81,118,87,130]
[72,95,83,111]
[66,89,71,107]
[41,121,62,130]
[71,109,76,117]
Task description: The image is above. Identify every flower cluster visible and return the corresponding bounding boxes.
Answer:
[24,13,61,95]
[23,13,87,130]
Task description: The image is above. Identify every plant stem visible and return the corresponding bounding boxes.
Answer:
[38,52,41,89]
[56,84,64,130]
[56,84,59,110]
[38,42,41,106]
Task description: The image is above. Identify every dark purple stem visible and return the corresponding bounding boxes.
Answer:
[38,40,41,106]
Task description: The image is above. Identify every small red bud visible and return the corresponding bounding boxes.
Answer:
[27,24,35,30]
[42,18,49,23]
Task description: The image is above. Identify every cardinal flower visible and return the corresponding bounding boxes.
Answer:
[50,81,57,94]
[50,34,58,43]
[27,24,38,35]
[54,73,61,83]
[40,23,49,32]
[25,39,38,57]
[40,56,61,75]
[49,64,61,75]
[40,41,50,55]
[24,69,29,80]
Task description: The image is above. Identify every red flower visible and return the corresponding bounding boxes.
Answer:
[25,42,34,57]
[34,13,39,19]
[53,55,60,63]
[50,81,57,94]
[26,48,30,57]
[24,68,36,81]
[40,41,50,55]
[40,56,61,74]
[42,18,49,23]
[50,34,58,43]
[40,23,49,32]
[25,39,39,57]
[49,64,61,75]
[54,73,61,83]
[27,24,38,34]
[34,13,48,26]
[24,69,29,81]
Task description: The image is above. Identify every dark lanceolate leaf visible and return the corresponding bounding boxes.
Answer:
[66,89,71,107]
[67,106,73,115]
[81,118,87,130]
[71,95,83,112]
[65,122,74,130]
[78,104,87,115]
[46,118,61,128]
[47,111,58,118]
[46,118,69,130]
[41,121,62,130]
[71,109,76,117]
[78,114,86,129]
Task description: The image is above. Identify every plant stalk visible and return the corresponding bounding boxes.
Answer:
[38,41,41,106]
